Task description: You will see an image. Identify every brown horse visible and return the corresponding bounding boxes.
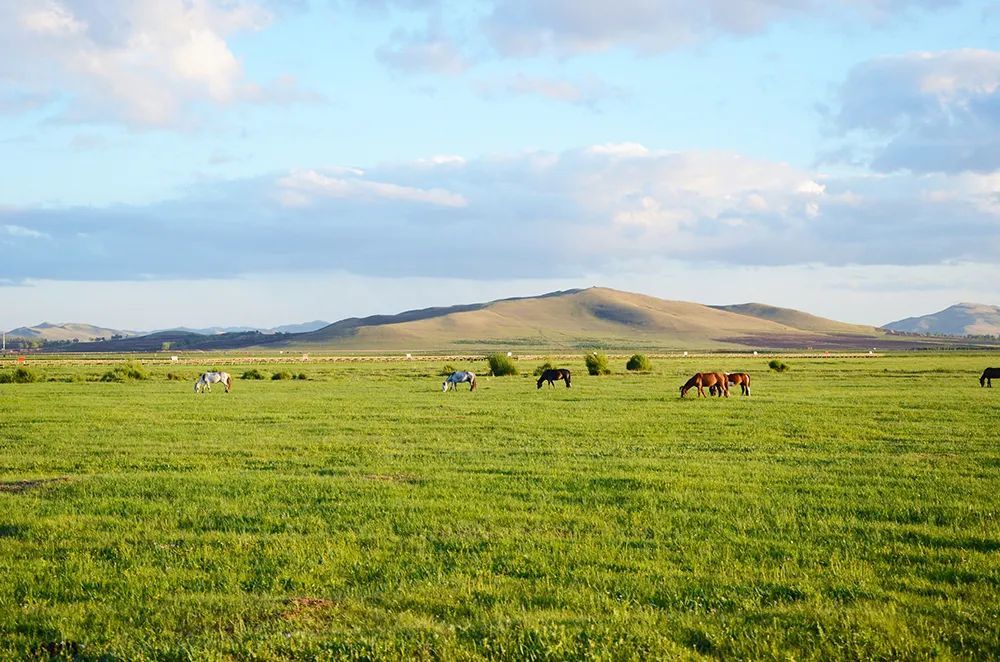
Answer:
[680,372,729,398]
[537,368,571,388]
[726,372,751,396]
[981,367,1000,387]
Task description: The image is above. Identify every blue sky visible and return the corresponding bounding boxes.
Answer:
[1,0,999,329]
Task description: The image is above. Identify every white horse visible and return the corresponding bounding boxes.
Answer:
[195,371,232,394]
[442,370,476,392]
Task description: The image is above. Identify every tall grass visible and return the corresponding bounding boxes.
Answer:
[486,353,518,376]
[585,351,611,375]
[100,360,149,382]
[626,354,652,371]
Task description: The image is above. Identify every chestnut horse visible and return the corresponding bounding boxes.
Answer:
[537,368,571,389]
[680,372,729,398]
[726,372,751,396]
[981,367,1000,387]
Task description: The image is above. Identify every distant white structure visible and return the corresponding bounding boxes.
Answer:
[683,351,688,357]
[170,356,178,362]
[753,351,758,356]
[406,353,412,359]
[507,351,513,357]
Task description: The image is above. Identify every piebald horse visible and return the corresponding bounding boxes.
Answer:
[537,368,571,389]
[680,372,729,398]
[195,371,232,394]
[442,371,477,392]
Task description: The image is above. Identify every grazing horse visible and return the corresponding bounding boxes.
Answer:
[537,368,571,389]
[680,372,729,398]
[726,372,751,396]
[442,371,477,392]
[981,367,1000,387]
[195,371,232,394]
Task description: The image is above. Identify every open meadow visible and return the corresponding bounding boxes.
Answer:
[1,353,998,659]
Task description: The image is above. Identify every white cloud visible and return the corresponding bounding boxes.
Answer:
[2,144,997,282]
[2,224,50,239]
[375,18,470,75]
[833,49,1000,173]
[0,0,313,127]
[277,169,468,208]
[481,0,950,57]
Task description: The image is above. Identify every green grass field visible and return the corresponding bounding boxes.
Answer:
[1,354,998,659]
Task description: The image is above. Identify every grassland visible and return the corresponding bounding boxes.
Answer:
[0,353,998,659]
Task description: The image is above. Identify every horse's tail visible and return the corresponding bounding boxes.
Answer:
[225,374,232,392]
[470,375,477,391]
[564,370,571,388]
[744,373,750,396]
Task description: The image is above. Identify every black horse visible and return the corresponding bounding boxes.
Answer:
[981,367,1000,387]
[537,368,571,389]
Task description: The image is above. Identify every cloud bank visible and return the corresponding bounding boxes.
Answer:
[2,143,996,282]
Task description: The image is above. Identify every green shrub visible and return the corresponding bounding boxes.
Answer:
[584,352,611,376]
[486,353,518,376]
[626,354,652,372]
[165,372,186,381]
[295,372,308,380]
[272,371,293,381]
[533,360,557,377]
[241,369,265,380]
[101,360,149,382]
[0,366,42,384]
[439,364,457,376]
[769,359,790,373]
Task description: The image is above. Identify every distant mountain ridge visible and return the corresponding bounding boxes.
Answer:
[5,322,137,342]
[883,303,1000,336]
[153,320,330,335]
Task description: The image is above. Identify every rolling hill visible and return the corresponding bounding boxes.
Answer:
[287,287,885,350]
[883,303,1000,336]
[5,322,136,342]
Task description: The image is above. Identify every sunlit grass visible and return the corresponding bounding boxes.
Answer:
[0,354,997,658]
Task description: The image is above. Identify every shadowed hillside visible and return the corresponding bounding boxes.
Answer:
[884,303,1000,336]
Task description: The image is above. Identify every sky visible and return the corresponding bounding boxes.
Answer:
[1,0,999,330]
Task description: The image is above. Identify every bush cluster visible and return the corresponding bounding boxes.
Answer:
[439,364,457,376]
[101,360,149,382]
[0,366,42,383]
[242,369,265,380]
[272,371,293,381]
[768,359,790,373]
[533,360,557,377]
[625,354,652,372]
[584,352,611,376]
[486,353,518,376]
[165,372,186,381]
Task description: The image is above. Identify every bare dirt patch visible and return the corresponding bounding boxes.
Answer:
[0,476,71,494]
[282,597,338,620]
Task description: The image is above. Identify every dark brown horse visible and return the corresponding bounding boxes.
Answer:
[981,367,1000,387]
[680,372,729,398]
[537,368,571,389]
